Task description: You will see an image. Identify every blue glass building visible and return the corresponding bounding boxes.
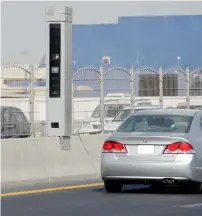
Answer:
[39,15,202,97]
[40,15,202,68]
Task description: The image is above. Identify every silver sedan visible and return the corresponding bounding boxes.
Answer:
[101,109,202,193]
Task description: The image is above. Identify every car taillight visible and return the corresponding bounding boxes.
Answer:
[102,141,127,153]
[164,142,195,154]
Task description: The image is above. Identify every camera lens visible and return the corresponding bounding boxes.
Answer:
[51,67,59,73]
[52,54,59,60]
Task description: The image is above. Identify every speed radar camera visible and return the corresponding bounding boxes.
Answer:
[46,6,72,149]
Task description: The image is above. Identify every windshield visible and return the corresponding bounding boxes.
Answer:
[113,109,131,121]
[113,108,156,122]
[91,104,129,118]
[117,115,193,133]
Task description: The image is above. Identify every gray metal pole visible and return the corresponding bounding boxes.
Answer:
[25,68,28,98]
[159,66,163,108]
[100,65,104,134]
[186,67,190,109]
[29,64,35,137]
[130,67,135,113]
[72,83,75,134]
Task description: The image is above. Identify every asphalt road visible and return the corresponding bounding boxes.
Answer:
[1,179,202,216]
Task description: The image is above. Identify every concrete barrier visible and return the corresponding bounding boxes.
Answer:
[1,135,108,184]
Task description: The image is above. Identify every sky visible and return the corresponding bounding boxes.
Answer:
[1,1,202,64]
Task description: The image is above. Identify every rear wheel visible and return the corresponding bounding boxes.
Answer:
[104,180,123,193]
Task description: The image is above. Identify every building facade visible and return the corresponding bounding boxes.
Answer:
[2,15,202,98]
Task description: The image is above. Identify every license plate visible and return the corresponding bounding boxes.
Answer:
[137,145,154,154]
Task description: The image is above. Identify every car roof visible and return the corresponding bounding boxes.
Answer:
[104,98,151,105]
[132,108,201,116]
[0,105,21,111]
[177,105,202,109]
[0,105,15,109]
[122,105,160,110]
[104,99,131,105]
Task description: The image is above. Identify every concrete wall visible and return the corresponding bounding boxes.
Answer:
[1,135,108,184]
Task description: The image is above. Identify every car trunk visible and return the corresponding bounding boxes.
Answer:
[112,132,188,162]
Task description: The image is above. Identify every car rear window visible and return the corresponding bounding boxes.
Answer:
[117,115,193,133]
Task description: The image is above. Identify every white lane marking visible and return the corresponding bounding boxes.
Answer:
[180,203,202,208]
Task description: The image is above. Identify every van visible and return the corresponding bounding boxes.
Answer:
[1,106,31,138]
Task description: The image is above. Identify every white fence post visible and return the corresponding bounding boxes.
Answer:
[130,67,135,113]
[100,65,104,134]
[29,64,35,137]
[186,67,190,108]
[159,66,163,108]
[72,83,75,134]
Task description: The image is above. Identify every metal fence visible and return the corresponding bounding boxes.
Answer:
[1,63,202,137]
[72,65,202,134]
[1,63,47,137]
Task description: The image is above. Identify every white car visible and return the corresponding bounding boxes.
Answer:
[104,105,161,134]
[77,98,153,134]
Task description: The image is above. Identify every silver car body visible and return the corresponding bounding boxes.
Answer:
[101,109,202,184]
